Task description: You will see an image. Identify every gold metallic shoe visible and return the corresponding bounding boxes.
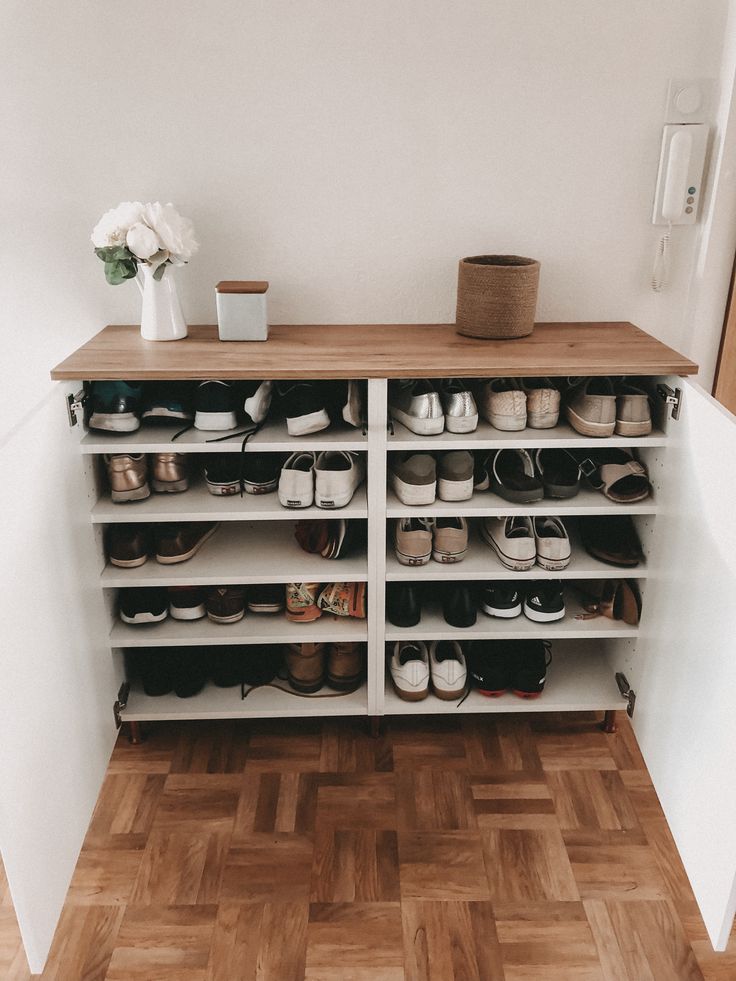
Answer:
[151,452,189,493]
[105,453,150,503]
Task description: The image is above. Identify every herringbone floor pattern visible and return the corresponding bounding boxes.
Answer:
[2,713,734,980]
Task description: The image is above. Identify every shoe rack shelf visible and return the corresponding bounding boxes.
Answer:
[92,479,369,523]
[51,322,698,728]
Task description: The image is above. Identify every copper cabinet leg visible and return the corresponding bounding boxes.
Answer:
[128,721,143,744]
[601,710,618,734]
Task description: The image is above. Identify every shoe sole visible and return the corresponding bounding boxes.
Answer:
[142,408,192,421]
[247,603,284,614]
[111,484,150,503]
[477,688,507,697]
[391,679,429,701]
[243,479,278,495]
[487,413,526,431]
[513,689,543,699]
[433,685,467,700]
[207,610,245,624]
[120,609,168,624]
[523,602,565,622]
[287,676,325,694]
[491,479,543,504]
[110,554,148,568]
[315,489,357,508]
[390,405,444,435]
[194,410,237,431]
[565,405,615,437]
[326,674,363,692]
[152,478,189,493]
[169,604,206,620]
[437,476,473,501]
[90,412,140,432]
[390,472,436,505]
[528,412,559,428]
[286,408,330,436]
[432,548,467,563]
[156,524,219,564]
[443,615,476,627]
[286,608,322,622]
[206,480,239,496]
[395,548,431,566]
[543,481,579,499]
[536,554,571,571]
[444,414,478,433]
[615,419,652,436]
[481,603,522,618]
[481,526,535,571]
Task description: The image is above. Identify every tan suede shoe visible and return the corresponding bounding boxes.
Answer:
[326,642,365,692]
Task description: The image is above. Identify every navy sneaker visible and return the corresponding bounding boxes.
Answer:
[277,381,330,436]
[141,381,195,422]
[480,582,522,619]
[511,640,552,698]
[523,582,565,623]
[194,380,238,431]
[88,381,144,432]
[204,456,241,496]
[467,640,509,697]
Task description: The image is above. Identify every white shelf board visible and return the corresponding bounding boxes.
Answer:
[92,479,368,523]
[386,487,658,517]
[389,419,667,450]
[101,521,368,587]
[384,597,638,641]
[385,526,647,581]
[383,650,627,715]
[120,679,368,721]
[111,611,367,648]
[79,417,366,454]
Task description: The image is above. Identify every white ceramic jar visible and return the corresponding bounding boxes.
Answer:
[216,280,269,341]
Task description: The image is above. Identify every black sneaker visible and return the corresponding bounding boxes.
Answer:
[480,582,522,619]
[210,647,246,688]
[442,583,476,628]
[204,455,240,496]
[510,640,552,699]
[386,582,422,628]
[173,648,209,698]
[467,640,509,697]
[277,381,330,436]
[242,645,284,687]
[247,584,285,614]
[194,380,238,431]
[237,380,274,426]
[119,587,169,624]
[132,648,177,696]
[88,381,144,432]
[141,381,195,422]
[523,581,565,622]
[242,454,283,495]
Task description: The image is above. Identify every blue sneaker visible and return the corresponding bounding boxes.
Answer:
[88,381,143,432]
[141,381,195,422]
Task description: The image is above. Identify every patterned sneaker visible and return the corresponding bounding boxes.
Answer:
[521,378,561,429]
[317,582,367,618]
[286,582,322,622]
[479,378,527,431]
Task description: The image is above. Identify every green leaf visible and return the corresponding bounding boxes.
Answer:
[152,262,168,281]
[103,258,138,286]
[95,245,133,263]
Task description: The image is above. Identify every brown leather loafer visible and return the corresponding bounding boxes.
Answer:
[151,452,189,493]
[285,642,326,693]
[206,586,246,624]
[155,522,219,564]
[108,523,153,568]
[326,642,365,692]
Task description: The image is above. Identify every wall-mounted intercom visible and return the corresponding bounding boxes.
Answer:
[652,123,709,226]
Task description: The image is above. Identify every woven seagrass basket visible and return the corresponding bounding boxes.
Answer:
[455,255,540,340]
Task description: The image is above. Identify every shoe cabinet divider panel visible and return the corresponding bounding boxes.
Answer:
[51,322,697,725]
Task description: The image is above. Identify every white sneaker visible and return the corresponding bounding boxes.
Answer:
[479,378,527,430]
[314,451,365,508]
[390,641,430,701]
[388,380,444,435]
[278,452,315,508]
[342,380,365,429]
[533,516,571,570]
[429,641,467,699]
[242,380,273,425]
[481,515,536,571]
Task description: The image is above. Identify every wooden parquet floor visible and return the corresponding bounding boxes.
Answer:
[2,712,735,980]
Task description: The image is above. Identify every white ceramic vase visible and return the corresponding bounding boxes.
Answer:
[136,264,188,342]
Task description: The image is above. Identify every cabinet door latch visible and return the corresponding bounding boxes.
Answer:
[66,389,87,427]
[113,682,130,729]
[656,383,682,420]
[615,672,636,718]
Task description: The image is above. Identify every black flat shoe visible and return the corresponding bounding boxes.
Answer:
[442,582,477,628]
[387,582,422,628]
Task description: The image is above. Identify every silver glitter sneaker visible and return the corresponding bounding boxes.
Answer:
[438,379,479,433]
[388,380,444,435]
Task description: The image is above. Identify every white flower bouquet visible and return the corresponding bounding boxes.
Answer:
[91,201,199,285]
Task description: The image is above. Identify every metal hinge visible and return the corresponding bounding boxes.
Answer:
[113,682,130,729]
[615,672,636,718]
[656,383,682,420]
[66,389,87,427]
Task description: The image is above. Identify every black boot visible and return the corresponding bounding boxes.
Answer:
[386,582,422,628]
[442,582,477,628]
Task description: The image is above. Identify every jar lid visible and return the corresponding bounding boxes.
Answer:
[216,281,269,293]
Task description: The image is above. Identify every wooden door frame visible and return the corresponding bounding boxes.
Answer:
[713,252,736,412]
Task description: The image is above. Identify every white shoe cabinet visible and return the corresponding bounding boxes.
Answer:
[47,321,736,948]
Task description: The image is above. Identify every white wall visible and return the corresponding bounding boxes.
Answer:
[2,0,734,970]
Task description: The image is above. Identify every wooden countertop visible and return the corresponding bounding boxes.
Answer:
[50,322,697,380]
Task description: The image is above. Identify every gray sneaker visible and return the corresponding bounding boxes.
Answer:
[438,379,478,433]
[389,380,444,435]
[437,450,474,501]
[614,382,652,436]
[521,378,561,429]
[389,453,437,505]
[565,378,616,437]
